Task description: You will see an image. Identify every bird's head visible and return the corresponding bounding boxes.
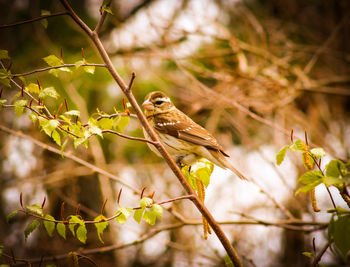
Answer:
[142,91,175,116]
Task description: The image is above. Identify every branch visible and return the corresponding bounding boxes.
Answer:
[311,242,330,267]
[11,63,106,77]
[102,129,158,145]
[0,12,69,29]
[93,0,111,34]
[58,1,243,265]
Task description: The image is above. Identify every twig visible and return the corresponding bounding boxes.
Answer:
[311,242,330,267]
[0,12,69,29]
[102,129,158,145]
[94,0,111,34]
[11,63,106,77]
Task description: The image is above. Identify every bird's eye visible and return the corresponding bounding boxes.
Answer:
[155,100,163,105]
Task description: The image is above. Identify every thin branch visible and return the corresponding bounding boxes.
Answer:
[96,113,138,120]
[93,0,111,34]
[0,12,69,29]
[102,129,158,145]
[311,242,330,267]
[11,63,106,78]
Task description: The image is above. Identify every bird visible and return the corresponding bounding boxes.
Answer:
[142,91,247,180]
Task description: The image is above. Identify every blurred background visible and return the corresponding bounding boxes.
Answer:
[0,0,350,266]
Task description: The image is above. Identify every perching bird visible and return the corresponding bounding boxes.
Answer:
[142,91,247,180]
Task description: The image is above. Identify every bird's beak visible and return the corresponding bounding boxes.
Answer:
[142,99,154,111]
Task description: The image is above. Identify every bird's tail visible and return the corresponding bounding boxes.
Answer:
[209,150,248,181]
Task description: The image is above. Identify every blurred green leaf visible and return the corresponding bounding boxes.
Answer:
[41,10,50,29]
[29,113,38,124]
[98,117,113,130]
[24,220,40,240]
[143,210,156,225]
[14,100,27,116]
[114,116,129,133]
[310,148,326,158]
[26,204,43,216]
[65,110,80,117]
[139,197,153,208]
[152,204,163,219]
[52,130,61,146]
[133,208,144,223]
[302,252,313,258]
[68,215,84,237]
[0,69,10,87]
[25,83,40,93]
[94,215,108,243]
[276,145,289,165]
[6,210,18,223]
[39,87,59,99]
[76,225,87,244]
[56,222,66,239]
[326,160,344,178]
[43,55,62,67]
[329,215,350,260]
[88,118,103,137]
[43,214,55,237]
[0,49,10,59]
[0,99,7,110]
[115,207,133,224]
[289,139,305,152]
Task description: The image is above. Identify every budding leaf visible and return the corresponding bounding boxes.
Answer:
[115,207,133,224]
[76,225,87,244]
[24,220,40,240]
[84,65,95,74]
[88,118,103,137]
[289,139,305,152]
[39,87,59,99]
[26,204,43,216]
[0,99,7,110]
[56,222,66,239]
[94,215,108,243]
[68,215,84,237]
[295,170,323,195]
[40,10,50,29]
[133,208,145,223]
[14,100,28,116]
[143,210,156,225]
[152,204,163,219]
[43,55,62,67]
[139,197,153,208]
[98,118,113,130]
[51,130,61,146]
[276,145,289,165]
[43,214,55,237]
[0,69,10,87]
[6,210,18,223]
[114,116,129,133]
[25,83,40,93]
[65,110,80,117]
[310,148,326,158]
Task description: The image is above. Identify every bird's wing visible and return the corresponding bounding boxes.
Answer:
[154,113,229,156]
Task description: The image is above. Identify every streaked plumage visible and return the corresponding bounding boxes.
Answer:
[142,91,246,180]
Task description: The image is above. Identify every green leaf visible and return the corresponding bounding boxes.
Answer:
[25,83,40,94]
[114,116,129,132]
[84,65,95,74]
[73,137,88,149]
[191,159,213,188]
[52,130,61,146]
[48,69,59,77]
[76,225,87,244]
[276,145,289,165]
[102,5,113,14]
[326,159,344,178]
[41,19,48,28]
[295,180,323,195]
[6,210,18,222]
[0,69,10,87]
[43,55,62,67]
[29,113,38,124]
[43,214,55,237]
[298,170,323,185]
[323,176,345,187]
[289,139,305,152]
[0,49,10,59]
[58,67,71,73]
[61,139,68,157]
[310,148,326,158]
[75,60,84,69]
[14,100,28,116]
[26,204,43,216]
[133,208,145,223]
[152,204,163,219]
[139,197,153,208]
[98,118,113,130]
[68,215,84,237]
[329,215,350,259]
[56,222,66,239]
[115,207,133,225]
[24,220,40,240]
[88,118,103,137]
[181,165,197,190]
[65,110,80,117]
[94,215,108,243]
[143,210,156,225]
[41,10,50,28]
[39,87,59,99]
[40,118,59,136]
